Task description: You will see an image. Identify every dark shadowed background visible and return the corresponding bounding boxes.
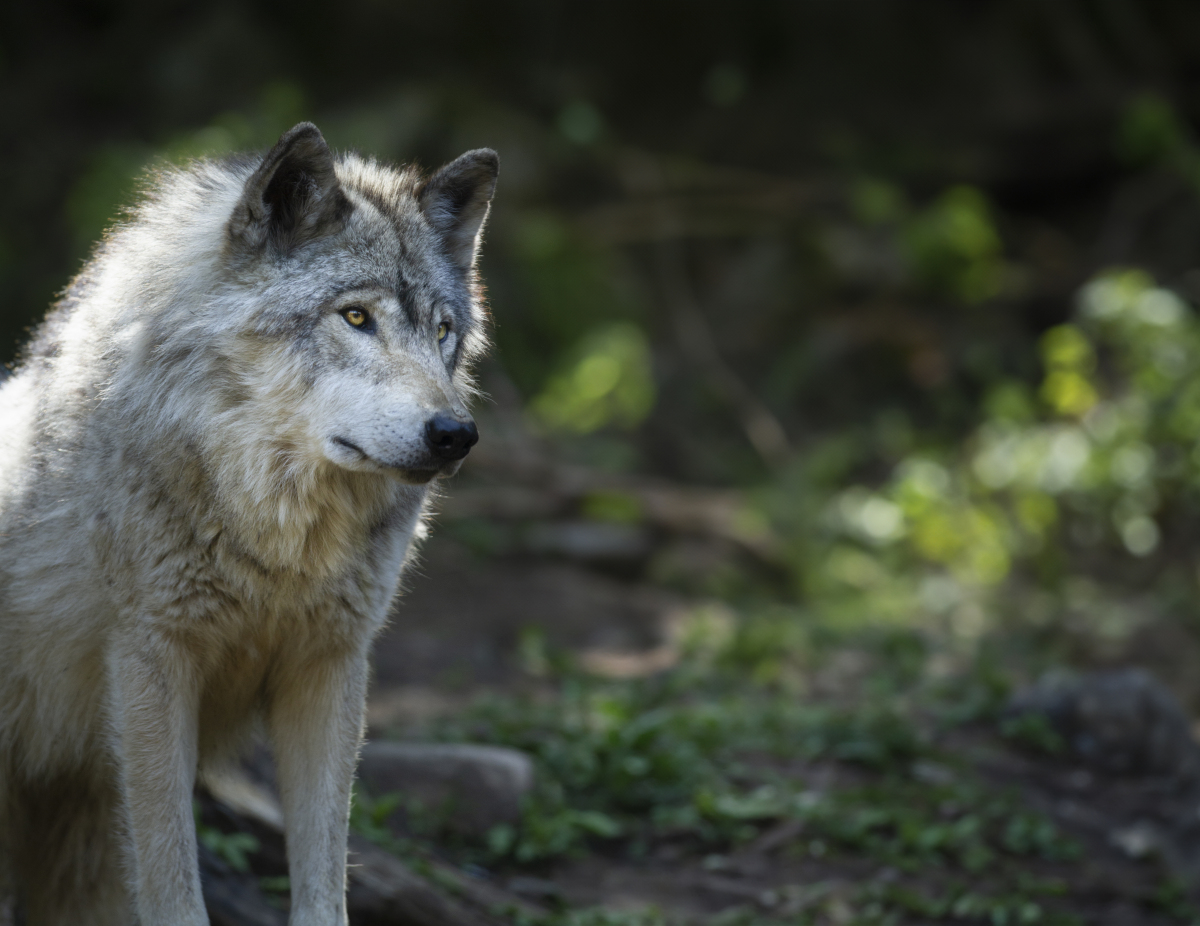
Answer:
[14,3,1200,922]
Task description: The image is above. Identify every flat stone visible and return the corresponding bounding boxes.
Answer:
[357,742,535,836]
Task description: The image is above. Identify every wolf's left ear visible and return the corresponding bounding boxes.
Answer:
[419,149,499,270]
[229,122,350,254]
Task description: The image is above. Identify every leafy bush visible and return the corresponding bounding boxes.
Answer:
[758,269,1200,654]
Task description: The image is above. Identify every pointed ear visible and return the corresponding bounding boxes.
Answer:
[418,149,499,270]
[228,122,350,254]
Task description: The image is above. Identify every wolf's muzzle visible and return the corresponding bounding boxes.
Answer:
[425,415,478,462]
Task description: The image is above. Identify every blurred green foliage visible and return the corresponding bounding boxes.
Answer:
[1116,92,1200,193]
[759,268,1200,650]
[532,323,655,434]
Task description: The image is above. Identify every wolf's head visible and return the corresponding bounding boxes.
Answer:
[211,122,498,486]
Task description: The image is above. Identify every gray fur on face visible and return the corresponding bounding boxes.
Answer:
[0,123,497,921]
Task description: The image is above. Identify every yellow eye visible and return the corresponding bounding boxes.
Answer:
[437,322,450,343]
[342,307,369,328]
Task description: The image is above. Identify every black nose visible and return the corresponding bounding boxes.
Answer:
[425,415,478,461]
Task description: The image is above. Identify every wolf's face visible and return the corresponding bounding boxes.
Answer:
[220,125,497,485]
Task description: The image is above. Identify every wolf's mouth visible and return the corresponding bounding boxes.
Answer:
[331,436,368,459]
[330,436,443,483]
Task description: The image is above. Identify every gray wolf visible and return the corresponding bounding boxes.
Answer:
[0,122,497,924]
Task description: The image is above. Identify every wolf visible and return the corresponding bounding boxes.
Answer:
[0,122,498,924]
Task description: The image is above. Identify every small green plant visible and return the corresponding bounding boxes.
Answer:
[348,786,407,853]
[553,907,669,926]
[1000,712,1065,756]
[193,802,260,873]
[1150,877,1200,922]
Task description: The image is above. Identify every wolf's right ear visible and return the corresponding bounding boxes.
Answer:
[228,122,350,254]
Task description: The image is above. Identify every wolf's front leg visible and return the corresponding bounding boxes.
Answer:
[268,648,369,926]
[109,633,207,925]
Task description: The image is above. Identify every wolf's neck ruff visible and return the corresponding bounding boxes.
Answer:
[206,429,417,580]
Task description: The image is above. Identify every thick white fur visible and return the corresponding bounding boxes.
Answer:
[0,129,495,924]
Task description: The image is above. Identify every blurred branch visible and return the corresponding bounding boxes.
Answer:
[460,419,781,561]
[579,186,825,244]
[655,241,791,471]
[1040,0,1120,87]
[1092,172,1181,269]
[577,149,836,244]
[578,150,796,471]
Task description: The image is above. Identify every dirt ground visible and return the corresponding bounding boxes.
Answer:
[359,526,1200,925]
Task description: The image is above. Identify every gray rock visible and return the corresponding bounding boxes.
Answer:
[1005,668,1200,780]
[1005,669,1200,886]
[357,742,535,836]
